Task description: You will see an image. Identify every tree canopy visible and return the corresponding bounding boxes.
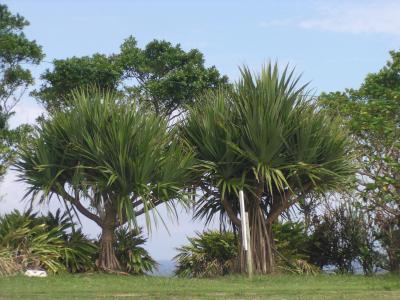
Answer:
[16,89,195,271]
[0,4,43,180]
[32,54,122,112]
[319,50,400,272]
[118,37,228,118]
[33,36,228,118]
[182,63,354,274]
[0,4,43,114]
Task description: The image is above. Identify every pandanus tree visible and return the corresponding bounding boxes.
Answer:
[182,63,354,274]
[16,90,194,271]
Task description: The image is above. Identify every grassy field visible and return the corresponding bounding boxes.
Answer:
[1,274,400,299]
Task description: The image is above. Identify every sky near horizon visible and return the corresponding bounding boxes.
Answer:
[1,0,399,260]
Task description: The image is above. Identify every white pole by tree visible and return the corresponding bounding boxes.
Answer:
[239,190,253,277]
[239,190,248,251]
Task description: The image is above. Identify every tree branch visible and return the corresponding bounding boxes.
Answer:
[266,183,312,225]
[221,196,241,227]
[134,199,164,217]
[58,187,103,227]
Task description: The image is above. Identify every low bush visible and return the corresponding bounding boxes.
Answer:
[0,209,157,276]
[113,226,158,274]
[0,210,72,275]
[174,231,238,278]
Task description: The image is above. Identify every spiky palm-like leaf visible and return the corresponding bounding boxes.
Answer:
[0,210,66,274]
[15,89,195,270]
[17,90,194,227]
[184,63,353,226]
[174,231,238,278]
[182,63,354,273]
[113,227,158,274]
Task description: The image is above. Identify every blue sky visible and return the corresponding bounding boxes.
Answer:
[1,0,399,260]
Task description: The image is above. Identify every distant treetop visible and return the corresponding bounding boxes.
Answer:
[33,36,229,119]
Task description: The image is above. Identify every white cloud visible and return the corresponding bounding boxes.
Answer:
[259,1,400,36]
[299,2,400,35]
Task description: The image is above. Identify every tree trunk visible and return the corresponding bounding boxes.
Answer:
[249,200,274,274]
[97,225,120,271]
[388,248,400,273]
[97,204,120,271]
[239,198,275,274]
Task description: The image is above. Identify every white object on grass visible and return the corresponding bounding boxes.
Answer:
[24,269,48,277]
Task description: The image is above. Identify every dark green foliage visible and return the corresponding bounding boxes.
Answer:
[174,224,321,277]
[308,202,382,275]
[184,63,353,226]
[319,50,400,273]
[182,63,354,274]
[271,221,319,275]
[0,209,158,276]
[0,210,65,273]
[0,4,43,112]
[33,36,228,118]
[63,230,98,273]
[0,5,43,179]
[0,122,32,178]
[17,88,194,228]
[273,221,310,261]
[174,231,238,278]
[33,55,123,112]
[113,227,157,274]
[16,89,194,270]
[0,119,20,178]
[375,216,400,273]
[38,209,98,273]
[119,37,229,118]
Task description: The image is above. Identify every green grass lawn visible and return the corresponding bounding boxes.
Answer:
[1,274,400,300]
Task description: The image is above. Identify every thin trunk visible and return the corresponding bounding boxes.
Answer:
[388,248,400,273]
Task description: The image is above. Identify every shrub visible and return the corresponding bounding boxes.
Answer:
[174,231,238,278]
[308,203,382,274]
[0,210,66,274]
[113,227,158,274]
[63,230,97,273]
[0,248,20,276]
[273,221,319,275]
[0,210,97,276]
[36,209,98,273]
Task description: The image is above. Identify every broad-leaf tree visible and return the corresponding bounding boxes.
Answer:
[182,63,353,274]
[319,50,400,272]
[32,54,123,112]
[33,36,228,119]
[16,89,194,271]
[118,37,228,118]
[0,4,43,179]
[0,4,43,113]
